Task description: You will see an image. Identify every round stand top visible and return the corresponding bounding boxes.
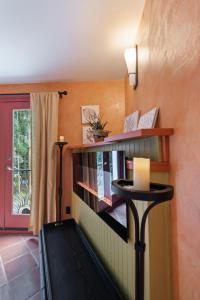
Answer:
[112,179,174,202]
[55,141,68,146]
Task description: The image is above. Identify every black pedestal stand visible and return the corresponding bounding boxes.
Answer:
[112,180,174,300]
[55,141,68,225]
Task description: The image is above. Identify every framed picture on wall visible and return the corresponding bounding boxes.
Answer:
[82,126,94,144]
[123,110,140,132]
[81,105,99,124]
[137,107,159,129]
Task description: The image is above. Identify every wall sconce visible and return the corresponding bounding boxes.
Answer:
[124,45,138,89]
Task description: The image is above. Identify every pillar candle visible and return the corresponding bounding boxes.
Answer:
[59,136,65,142]
[133,157,150,191]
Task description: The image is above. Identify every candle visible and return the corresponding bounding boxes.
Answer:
[59,136,65,142]
[133,157,150,191]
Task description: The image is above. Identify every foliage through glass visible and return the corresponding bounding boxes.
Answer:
[12,109,31,215]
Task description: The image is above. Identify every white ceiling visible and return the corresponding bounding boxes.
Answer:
[0,0,145,84]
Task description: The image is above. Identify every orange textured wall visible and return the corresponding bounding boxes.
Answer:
[0,80,125,219]
[125,1,200,299]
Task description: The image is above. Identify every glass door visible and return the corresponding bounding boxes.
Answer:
[0,95,31,229]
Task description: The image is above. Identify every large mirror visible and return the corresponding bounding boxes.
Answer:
[73,151,128,240]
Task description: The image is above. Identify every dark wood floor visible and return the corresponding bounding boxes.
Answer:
[0,234,40,300]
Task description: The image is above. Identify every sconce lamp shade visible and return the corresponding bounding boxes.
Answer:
[124,46,138,89]
[124,48,136,73]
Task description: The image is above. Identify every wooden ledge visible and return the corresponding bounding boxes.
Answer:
[104,128,174,143]
[67,141,113,150]
[67,128,174,150]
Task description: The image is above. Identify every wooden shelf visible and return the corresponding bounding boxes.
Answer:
[68,141,111,150]
[68,128,174,150]
[104,128,174,143]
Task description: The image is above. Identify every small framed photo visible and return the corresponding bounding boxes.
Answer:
[124,111,140,132]
[137,107,159,129]
[81,105,99,124]
[82,126,94,144]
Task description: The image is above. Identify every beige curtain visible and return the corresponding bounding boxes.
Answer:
[30,92,59,235]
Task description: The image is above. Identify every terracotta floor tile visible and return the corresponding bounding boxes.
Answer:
[26,238,39,250]
[0,257,7,287]
[0,235,40,299]
[22,235,35,241]
[4,253,37,281]
[0,284,11,300]
[9,267,40,300]
[31,249,39,266]
[0,235,22,250]
[0,241,29,263]
[28,290,41,300]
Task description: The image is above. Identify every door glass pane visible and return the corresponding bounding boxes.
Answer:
[12,109,31,215]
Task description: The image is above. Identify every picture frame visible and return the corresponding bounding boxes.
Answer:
[81,105,99,124]
[137,107,159,129]
[123,111,140,132]
[82,126,94,144]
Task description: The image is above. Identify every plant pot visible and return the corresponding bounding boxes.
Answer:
[92,130,110,142]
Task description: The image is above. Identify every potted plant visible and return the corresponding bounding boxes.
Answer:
[87,114,110,142]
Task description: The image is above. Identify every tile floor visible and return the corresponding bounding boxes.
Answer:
[0,234,40,300]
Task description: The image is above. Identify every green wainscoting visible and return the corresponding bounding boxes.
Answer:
[71,136,172,300]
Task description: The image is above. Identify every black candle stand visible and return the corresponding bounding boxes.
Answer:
[55,141,68,224]
[112,179,174,300]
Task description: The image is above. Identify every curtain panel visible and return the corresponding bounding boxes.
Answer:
[30,92,59,234]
